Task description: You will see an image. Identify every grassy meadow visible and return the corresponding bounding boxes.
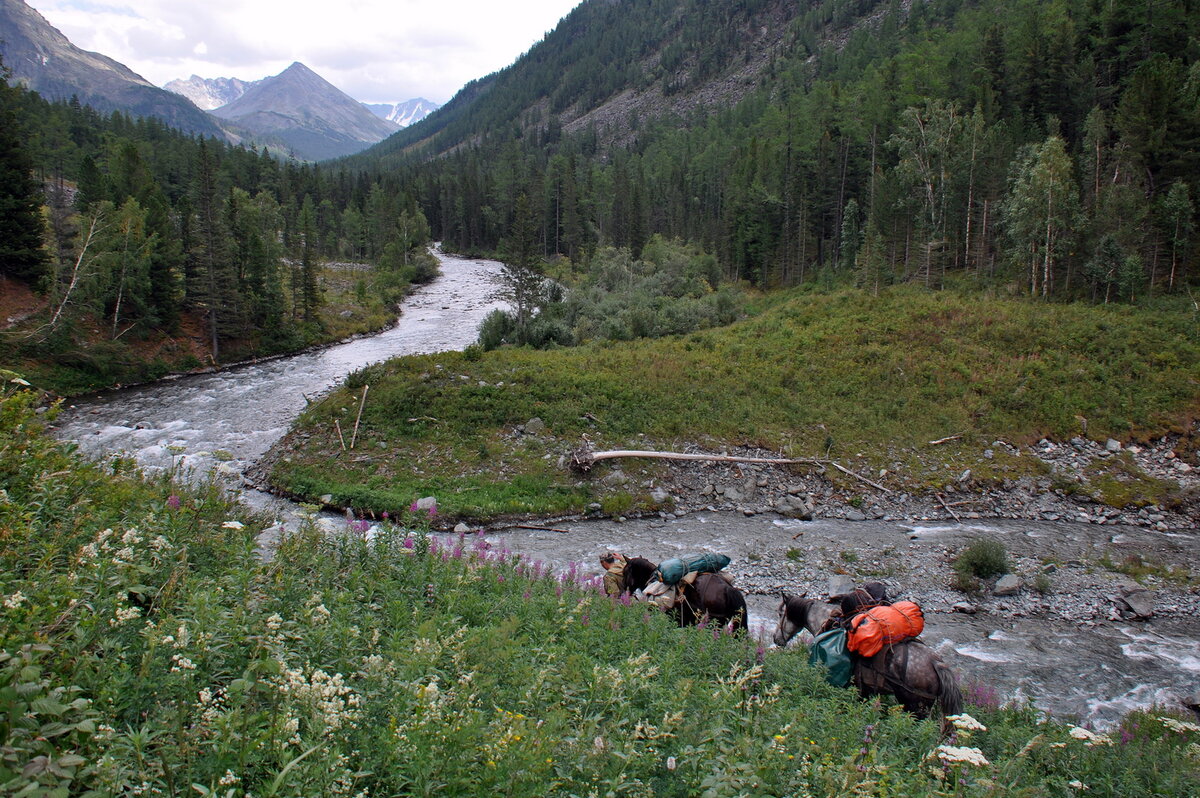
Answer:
[2,383,1200,796]
[269,285,1200,521]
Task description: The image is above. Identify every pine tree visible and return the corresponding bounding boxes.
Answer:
[0,63,50,284]
[499,193,545,345]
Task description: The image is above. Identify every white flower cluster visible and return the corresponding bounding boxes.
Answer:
[1068,780,1089,791]
[1068,726,1113,746]
[947,713,987,732]
[934,744,991,767]
[170,654,197,672]
[3,591,26,609]
[162,623,190,649]
[275,663,361,736]
[110,603,143,626]
[218,770,240,787]
[310,604,331,625]
[1158,716,1200,734]
[222,520,245,530]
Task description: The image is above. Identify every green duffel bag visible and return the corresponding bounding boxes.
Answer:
[657,553,731,585]
[807,628,853,688]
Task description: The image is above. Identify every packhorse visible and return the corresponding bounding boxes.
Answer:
[773,592,962,720]
[618,556,747,633]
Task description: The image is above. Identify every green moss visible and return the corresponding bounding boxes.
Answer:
[1083,453,1182,508]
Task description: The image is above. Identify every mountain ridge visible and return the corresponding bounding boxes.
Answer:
[0,0,225,138]
[209,61,399,161]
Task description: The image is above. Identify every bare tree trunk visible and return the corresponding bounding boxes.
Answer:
[47,212,103,332]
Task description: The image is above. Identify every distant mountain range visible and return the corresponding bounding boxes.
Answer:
[0,0,224,138]
[165,74,439,132]
[362,98,440,128]
[1,0,438,160]
[163,74,258,111]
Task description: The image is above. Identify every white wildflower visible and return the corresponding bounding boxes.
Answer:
[121,528,143,545]
[110,604,143,625]
[150,536,170,551]
[173,624,190,648]
[1158,716,1200,734]
[265,613,284,631]
[4,591,26,609]
[198,688,213,705]
[934,745,990,767]
[171,654,197,672]
[947,713,987,732]
[310,603,331,624]
[222,520,245,530]
[114,546,135,562]
[218,770,240,787]
[1068,780,1089,791]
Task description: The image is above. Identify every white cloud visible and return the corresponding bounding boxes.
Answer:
[26,0,582,103]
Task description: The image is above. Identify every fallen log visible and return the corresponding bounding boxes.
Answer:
[569,447,892,494]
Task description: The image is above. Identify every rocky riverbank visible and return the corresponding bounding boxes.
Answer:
[589,425,1199,532]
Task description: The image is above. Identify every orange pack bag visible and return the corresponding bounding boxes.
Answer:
[845,601,925,658]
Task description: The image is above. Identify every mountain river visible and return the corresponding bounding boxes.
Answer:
[51,250,1200,730]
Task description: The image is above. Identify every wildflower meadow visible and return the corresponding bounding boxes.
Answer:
[2,382,1199,796]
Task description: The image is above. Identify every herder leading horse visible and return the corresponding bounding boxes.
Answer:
[773,593,962,720]
[619,556,747,633]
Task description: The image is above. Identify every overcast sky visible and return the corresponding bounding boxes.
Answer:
[24,0,583,104]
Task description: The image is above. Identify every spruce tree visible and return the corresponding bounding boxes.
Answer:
[0,66,50,284]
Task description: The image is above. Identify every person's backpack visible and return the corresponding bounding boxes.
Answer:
[808,628,853,688]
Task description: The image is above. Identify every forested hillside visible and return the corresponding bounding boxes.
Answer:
[0,74,435,392]
[366,0,1198,299]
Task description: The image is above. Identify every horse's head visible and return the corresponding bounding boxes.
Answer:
[772,592,806,647]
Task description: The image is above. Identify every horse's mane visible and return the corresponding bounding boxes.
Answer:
[623,556,657,594]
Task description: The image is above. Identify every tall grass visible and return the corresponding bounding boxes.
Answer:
[273,285,1200,518]
[2,385,1199,796]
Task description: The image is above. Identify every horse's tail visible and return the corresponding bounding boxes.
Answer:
[934,658,963,718]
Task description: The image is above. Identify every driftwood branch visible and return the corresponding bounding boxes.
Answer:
[569,446,892,494]
[349,385,368,449]
[928,434,962,445]
[935,492,961,522]
[334,419,347,451]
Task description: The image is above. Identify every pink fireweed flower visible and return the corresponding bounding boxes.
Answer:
[166,495,181,509]
[403,537,415,549]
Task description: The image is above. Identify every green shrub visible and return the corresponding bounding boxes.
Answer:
[954,537,1011,587]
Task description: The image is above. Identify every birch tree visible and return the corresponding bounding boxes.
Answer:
[1001,136,1081,297]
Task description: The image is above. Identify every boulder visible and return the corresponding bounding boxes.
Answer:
[1114,587,1155,620]
[845,508,867,522]
[828,575,855,600]
[602,470,629,487]
[524,417,546,435]
[993,574,1022,596]
[952,601,977,614]
[1106,438,1122,453]
[650,487,671,504]
[453,522,472,534]
[414,496,438,513]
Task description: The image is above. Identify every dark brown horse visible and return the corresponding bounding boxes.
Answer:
[774,593,962,721]
[620,556,747,633]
